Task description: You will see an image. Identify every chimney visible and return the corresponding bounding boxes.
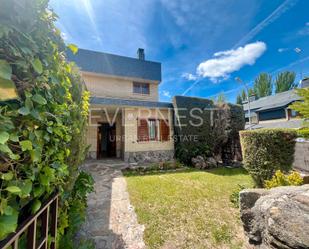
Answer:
[137,48,145,60]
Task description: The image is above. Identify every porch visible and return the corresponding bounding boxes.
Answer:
[86,99,175,164]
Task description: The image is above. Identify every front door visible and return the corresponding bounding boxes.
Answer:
[97,123,116,159]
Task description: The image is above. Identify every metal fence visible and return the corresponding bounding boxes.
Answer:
[0,192,59,249]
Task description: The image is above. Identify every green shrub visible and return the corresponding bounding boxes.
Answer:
[290,87,309,125]
[173,96,245,165]
[264,170,303,189]
[297,127,309,139]
[229,184,246,208]
[58,172,94,248]
[240,129,297,187]
[123,161,185,174]
[0,0,93,245]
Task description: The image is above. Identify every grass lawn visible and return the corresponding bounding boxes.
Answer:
[124,167,253,249]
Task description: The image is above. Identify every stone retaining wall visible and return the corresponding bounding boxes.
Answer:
[293,140,309,173]
[124,150,174,164]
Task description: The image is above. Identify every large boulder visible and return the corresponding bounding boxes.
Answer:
[239,185,309,249]
[191,156,207,169]
[191,156,217,169]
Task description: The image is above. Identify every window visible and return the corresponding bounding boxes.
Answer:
[137,119,170,142]
[148,120,157,140]
[291,110,298,117]
[133,82,150,94]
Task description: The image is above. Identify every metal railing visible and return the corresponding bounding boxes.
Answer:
[0,192,59,249]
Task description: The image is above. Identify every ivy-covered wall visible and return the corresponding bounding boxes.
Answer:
[0,0,93,247]
[173,96,245,165]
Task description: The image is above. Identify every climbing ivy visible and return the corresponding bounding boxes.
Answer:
[0,0,93,246]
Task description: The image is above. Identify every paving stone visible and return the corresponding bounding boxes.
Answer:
[77,159,145,249]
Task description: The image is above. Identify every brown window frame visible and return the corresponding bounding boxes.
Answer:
[159,119,170,141]
[133,82,150,95]
[137,119,149,142]
[137,119,170,142]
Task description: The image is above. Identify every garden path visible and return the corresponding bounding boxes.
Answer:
[78,159,145,249]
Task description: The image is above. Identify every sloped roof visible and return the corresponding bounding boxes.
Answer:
[90,97,173,109]
[67,49,161,82]
[243,90,301,112]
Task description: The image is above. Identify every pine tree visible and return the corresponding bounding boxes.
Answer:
[275,71,296,93]
[253,73,272,98]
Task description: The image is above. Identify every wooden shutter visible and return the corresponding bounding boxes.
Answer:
[160,120,170,141]
[137,119,149,141]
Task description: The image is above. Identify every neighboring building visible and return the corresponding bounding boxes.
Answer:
[243,90,302,129]
[301,77,309,88]
[67,48,174,163]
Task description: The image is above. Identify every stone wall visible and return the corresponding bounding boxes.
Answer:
[293,139,309,172]
[124,150,174,164]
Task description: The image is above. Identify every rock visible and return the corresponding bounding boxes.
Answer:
[239,184,309,249]
[191,156,207,169]
[124,150,174,164]
[191,156,218,169]
[206,157,217,168]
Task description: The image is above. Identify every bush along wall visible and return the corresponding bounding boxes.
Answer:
[240,129,297,187]
[0,1,93,247]
[173,96,245,166]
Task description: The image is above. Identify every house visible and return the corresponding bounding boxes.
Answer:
[67,48,174,163]
[243,89,302,129]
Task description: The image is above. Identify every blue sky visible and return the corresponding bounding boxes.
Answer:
[50,0,309,103]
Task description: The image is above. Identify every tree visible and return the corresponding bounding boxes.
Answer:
[253,73,272,98]
[236,94,242,105]
[236,88,254,105]
[216,92,226,104]
[241,89,247,101]
[248,88,255,98]
[275,71,296,93]
[290,88,309,122]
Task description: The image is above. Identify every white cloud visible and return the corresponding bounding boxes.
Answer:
[197,41,266,80]
[182,73,198,81]
[162,90,171,98]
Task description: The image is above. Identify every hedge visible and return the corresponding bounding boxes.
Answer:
[173,96,245,165]
[0,1,93,247]
[297,127,309,139]
[240,129,297,187]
